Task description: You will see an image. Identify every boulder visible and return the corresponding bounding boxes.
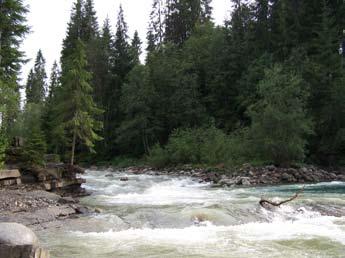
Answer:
[0,170,21,186]
[281,173,296,183]
[241,177,251,186]
[0,223,49,258]
[0,170,21,180]
[58,197,77,204]
[218,178,235,187]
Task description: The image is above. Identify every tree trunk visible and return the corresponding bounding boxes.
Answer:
[71,129,76,165]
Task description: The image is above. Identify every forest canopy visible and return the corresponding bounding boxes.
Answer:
[1,0,345,168]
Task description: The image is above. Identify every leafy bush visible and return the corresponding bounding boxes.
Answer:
[247,64,313,166]
[110,156,143,168]
[146,144,170,168]
[147,126,230,167]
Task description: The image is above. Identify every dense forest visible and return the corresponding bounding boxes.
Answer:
[1,0,345,169]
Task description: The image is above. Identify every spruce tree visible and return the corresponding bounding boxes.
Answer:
[130,31,142,65]
[0,0,29,137]
[61,0,84,66]
[25,69,34,102]
[90,18,113,155]
[147,0,165,51]
[165,0,203,45]
[307,0,345,165]
[105,5,133,155]
[117,65,155,155]
[22,103,47,166]
[43,61,62,153]
[82,0,99,41]
[112,5,131,78]
[26,50,47,104]
[47,61,60,101]
[252,0,270,54]
[201,0,213,23]
[59,40,102,165]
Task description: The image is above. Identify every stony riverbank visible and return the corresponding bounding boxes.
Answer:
[106,164,345,187]
[0,164,93,231]
[0,185,93,230]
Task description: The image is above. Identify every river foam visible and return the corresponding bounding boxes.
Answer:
[38,170,345,258]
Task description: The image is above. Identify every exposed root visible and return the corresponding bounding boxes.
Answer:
[259,185,305,208]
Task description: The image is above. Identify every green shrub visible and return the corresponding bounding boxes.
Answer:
[146,144,170,168]
[147,126,231,167]
[110,156,143,168]
[247,64,313,166]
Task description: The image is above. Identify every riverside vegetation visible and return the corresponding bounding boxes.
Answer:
[1,0,345,171]
[2,1,345,257]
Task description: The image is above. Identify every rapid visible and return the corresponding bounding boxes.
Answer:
[38,169,345,258]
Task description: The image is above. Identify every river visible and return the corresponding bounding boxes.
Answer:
[38,169,345,258]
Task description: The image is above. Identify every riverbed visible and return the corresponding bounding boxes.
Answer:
[38,169,345,258]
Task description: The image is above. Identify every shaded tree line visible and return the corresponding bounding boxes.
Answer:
[1,0,345,168]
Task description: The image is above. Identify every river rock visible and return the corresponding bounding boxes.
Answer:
[58,196,77,204]
[281,173,296,183]
[241,177,251,186]
[0,170,22,186]
[218,178,235,187]
[0,223,49,258]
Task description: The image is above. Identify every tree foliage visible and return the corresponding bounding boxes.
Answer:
[3,0,345,168]
[58,40,103,165]
[248,65,313,166]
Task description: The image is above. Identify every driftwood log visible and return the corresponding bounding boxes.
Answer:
[259,186,305,208]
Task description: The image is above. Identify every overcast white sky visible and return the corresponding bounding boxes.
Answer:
[21,0,231,83]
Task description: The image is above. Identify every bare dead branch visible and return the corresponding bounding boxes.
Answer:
[259,185,305,208]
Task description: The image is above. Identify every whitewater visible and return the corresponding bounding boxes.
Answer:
[38,169,345,258]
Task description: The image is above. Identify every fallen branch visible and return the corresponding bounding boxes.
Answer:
[259,185,305,208]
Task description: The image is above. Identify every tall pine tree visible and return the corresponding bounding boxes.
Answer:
[147,0,165,52]
[0,0,29,145]
[58,40,102,165]
[130,31,142,65]
[105,5,133,155]
[25,50,47,104]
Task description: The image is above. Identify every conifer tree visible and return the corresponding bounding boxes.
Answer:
[26,50,47,104]
[252,0,270,54]
[307,0,345,164]
[43,61,62,153]
[147,0,165,51]
[201,0,213,23]
[61,0,84,66]
[59,40,102,165]
[117,65,155,155]
[22,103,47,166]
[90,18,113,155]
[92,18,113,109]
[165,0,203,45]
[0,0,29,137]
[112,5,131,78]
[82,0,99,41]
[47,61,60,101]
[105,5,133,154]
[131,31,142,65]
